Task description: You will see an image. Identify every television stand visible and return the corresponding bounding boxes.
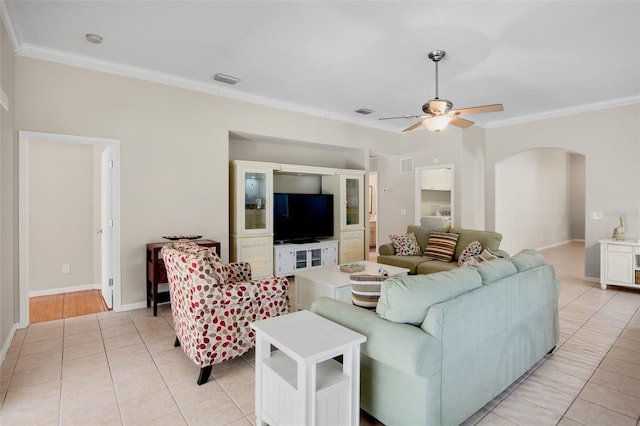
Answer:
[273,240,338,277]
[291,239,320,244]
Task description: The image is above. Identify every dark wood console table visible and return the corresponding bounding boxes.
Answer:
[146,239,221,316]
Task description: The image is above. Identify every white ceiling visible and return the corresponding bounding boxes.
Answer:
[3,1,640,132]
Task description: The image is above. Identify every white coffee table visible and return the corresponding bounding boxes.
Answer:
[295,260,410,310]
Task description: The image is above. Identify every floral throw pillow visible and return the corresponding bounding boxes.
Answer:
[389,232,422,256]
[458,240,482,265]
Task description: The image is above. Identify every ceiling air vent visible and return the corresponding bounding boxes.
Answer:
[355,108,374,115]
[400,157,414,173]
[213,73,241,85]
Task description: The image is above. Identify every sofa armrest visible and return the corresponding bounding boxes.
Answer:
[494,249,510,259]
[226,262,252,282]
[378,243,396,256]
[311,298,440,378]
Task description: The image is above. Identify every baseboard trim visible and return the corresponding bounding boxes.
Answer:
[536,240,575,251]
[584,276,600,283]
[0,322,19,365]
[28,283,101,297]
[116,301,148,312]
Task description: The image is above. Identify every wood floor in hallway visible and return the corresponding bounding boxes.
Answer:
[29,289,110,324]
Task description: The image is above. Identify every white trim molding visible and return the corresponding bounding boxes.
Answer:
[18,131,122,327]
[28,283,102,298]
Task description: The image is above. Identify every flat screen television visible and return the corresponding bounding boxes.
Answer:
[273,193,334,243]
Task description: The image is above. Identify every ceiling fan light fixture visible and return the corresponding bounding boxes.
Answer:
[423,115,452,132]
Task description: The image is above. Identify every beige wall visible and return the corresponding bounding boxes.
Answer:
[15,56,399,309]
[1,17,17,356]
[485,104,640,278]
[28,141,96,293]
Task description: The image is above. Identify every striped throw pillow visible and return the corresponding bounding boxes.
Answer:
[351,274,388,309]
[423,231,459,263]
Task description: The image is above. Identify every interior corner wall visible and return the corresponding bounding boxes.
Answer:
[569,154,585,240]
[15,56,400,308]
[485,103,640,279]
[460,126,485,229]
[1,16,17,356]
[28,141,95,293]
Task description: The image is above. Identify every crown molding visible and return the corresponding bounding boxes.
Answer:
[13,43,639,134]
[16,43,398,133]
[0,0,21,51]
[485,96,640,129]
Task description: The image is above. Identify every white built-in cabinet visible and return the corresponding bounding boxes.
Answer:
[230,161,276,278]
[273,240,338,276]
[230,160,365,276]
[421,167,452,190]
[322,171,365,264]
[599,239,640,290]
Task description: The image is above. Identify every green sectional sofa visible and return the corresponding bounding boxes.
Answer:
[377,225,507,274]
[312,249,560,426]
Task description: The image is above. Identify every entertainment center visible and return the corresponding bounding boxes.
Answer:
[230,160,365,277]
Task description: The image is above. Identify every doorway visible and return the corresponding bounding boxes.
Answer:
[495,148,585,255]
[18,131,121,327]
[368,171,378,261]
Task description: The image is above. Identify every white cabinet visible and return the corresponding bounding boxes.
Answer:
[421,167,452,190]
[230,161,276,278]
[273,240,338,276]
[599,239,640,290]
[322,171,365,264]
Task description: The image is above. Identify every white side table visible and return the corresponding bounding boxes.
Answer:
[251,310,367,426]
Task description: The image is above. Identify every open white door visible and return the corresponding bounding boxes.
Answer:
[101,147,114,309]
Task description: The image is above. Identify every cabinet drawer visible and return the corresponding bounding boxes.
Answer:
[240,236,272,246]
[608,244,632,253]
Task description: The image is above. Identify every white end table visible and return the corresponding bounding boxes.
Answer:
[251,310,366,426]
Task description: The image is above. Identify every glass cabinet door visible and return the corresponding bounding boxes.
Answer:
[345,177,361,227]
[244,171,267,231]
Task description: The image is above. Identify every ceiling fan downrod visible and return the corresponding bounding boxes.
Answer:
[428,50,446,100]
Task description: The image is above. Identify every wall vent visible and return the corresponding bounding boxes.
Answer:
[400,157,414,173]
[213,73,241,85]
[355,108,374,115]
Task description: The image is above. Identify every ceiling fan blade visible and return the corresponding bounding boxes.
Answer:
[449,103,504,116]
[402,120,426,132]
[379,114,428,121]
[449,116,474,129]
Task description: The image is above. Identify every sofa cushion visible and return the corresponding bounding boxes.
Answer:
[351,274,388,309]
[407,225,447,251]
[458,240,482,265]
[376,255,425,274]
[473,258,518,284]
[510,249,548,272]
[376,268,482,325]
[416,259,459,275]
[389,232,422,256]
[423,231,459,262]
[449,227,503,261]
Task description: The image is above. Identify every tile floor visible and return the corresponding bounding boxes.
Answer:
[1,241,639,425]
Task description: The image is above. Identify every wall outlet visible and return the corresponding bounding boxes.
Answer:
[400,208,407,215]
[62,264,70,274]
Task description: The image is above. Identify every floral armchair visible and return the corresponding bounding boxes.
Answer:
[161,240,289,385]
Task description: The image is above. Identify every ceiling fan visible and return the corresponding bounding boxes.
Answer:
[380,50,504,132]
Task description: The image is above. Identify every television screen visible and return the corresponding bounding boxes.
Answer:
[273,193,334,243]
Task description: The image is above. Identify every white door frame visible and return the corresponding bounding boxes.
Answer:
[18,131,121,327]
[414,164,455,227]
